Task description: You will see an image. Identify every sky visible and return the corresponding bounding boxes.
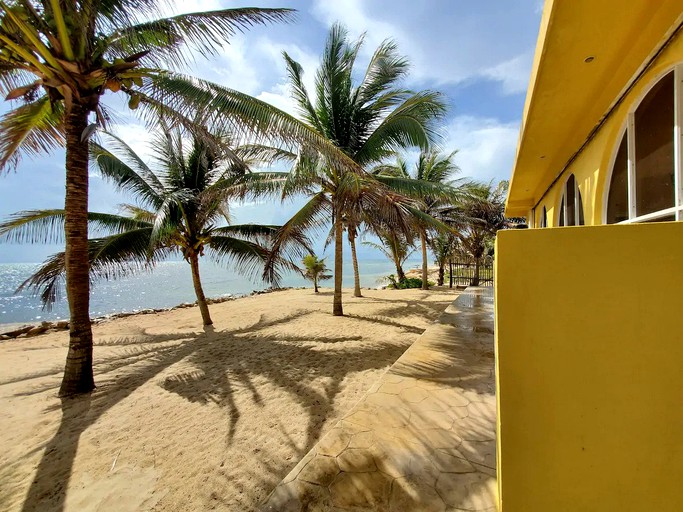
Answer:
[0,0,543,263]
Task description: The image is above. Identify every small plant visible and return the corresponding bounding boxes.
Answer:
[302,255,332,293]
[385,274,434,290]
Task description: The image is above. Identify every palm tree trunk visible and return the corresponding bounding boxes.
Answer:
[189,251,213,325]
[471,257,481,286]
[333,211,344,316]
[59,103,95,397]
[395,258,406,281]
[348,228,362,297]
[438,263,445,286]
[420,230,429,290]
[314,275,319,293]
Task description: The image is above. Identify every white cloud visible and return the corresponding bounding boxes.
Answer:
[480,51,534,95]
[443,116,520,184]
[310,0,536,94]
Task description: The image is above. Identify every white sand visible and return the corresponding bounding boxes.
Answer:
[0,287,457,511]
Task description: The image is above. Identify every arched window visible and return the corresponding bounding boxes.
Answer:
[539,206,547,228]
[606,68,681,223]
[558,174,585,226]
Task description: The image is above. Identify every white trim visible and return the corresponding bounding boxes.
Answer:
[675,64,683,220]
[626,112,637,219]
[618,205,682,224]
[601,124,628,224]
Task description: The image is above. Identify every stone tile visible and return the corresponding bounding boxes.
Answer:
[458,440,496,469]
[399,386,430,403]
[348,430,377,449]
[390,475,447,512]
[298,455,340,486]
[337,449,377,473]
[431,449,476,474]
[329,471,392,509]
[436,472,497,510]
[316,428,351,457]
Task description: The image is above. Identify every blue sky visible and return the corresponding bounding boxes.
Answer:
[0,0,542,263]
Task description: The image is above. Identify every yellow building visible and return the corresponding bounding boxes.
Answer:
[496,1,683,510]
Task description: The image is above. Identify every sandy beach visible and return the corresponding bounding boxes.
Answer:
[0,286,457,512]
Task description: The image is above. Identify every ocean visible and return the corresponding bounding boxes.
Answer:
[0,258,418,325]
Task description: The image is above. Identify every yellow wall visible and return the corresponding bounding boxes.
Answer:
[531,29,683,227]
[495,222,683,511]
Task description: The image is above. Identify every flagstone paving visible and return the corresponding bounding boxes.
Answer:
[261,287,496,512]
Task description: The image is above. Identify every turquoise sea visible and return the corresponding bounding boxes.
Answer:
[0,258,419,325]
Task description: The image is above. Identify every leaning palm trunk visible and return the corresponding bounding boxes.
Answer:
[333,210,344,316]
[188,252,213,326]
[395,259,406,281]
[60,104,95,397]
[420,230,429,290]
[348,227,362,297]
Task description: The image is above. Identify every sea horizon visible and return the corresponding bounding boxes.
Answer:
[0,258,422,326]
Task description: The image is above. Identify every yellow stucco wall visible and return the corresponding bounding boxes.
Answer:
[495,222,683,511]
[532,29,683,227]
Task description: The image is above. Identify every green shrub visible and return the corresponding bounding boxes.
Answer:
[385,274,435,289]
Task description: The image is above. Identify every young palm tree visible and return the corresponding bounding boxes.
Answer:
[362,228,415,283]
[1,126,305,325]
[302,254,331,293]
[271,23,446,315]
[430,232,458,286]
[374,150,463,290]
[0,1,297,395]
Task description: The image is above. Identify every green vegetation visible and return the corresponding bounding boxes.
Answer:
[302,255,331,293]
[385,275,434,290]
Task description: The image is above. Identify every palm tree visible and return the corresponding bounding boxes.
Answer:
[362,228,415,283]
[1,125,305,325]
[271,23,446,315]
[443,181,507,286]
[0,1,296,395]
[302,254,331,293]
[430,232,458,286]
[374,150,462,290]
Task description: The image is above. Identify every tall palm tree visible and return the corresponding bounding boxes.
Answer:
[374,150,462,290]
[0,1,297,395]
[1,126,305,325]
[272,23,446,315]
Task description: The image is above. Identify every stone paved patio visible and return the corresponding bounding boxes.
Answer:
[261,287,496,512]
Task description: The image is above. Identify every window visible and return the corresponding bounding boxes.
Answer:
[539,206,547,228]
[606,68,682,223]
[558,174,584,226]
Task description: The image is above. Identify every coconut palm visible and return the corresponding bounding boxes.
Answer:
[0,1,298,395]
[442,181,507,285]
[362,228,415,283]
[430,232,458,286]
[0,125,306,327]
[302,254,331,293]
[270,23,446,315]
[373,150,463,290]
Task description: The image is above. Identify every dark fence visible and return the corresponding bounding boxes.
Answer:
[448,258,494,287]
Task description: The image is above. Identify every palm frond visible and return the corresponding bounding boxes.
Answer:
[0,95,64,171]
[18,227,159,308]
[106,8,295,66]
[0,209,149,244]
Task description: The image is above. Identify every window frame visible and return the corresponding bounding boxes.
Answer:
[604,63,683,224]
[557,174,582,226]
